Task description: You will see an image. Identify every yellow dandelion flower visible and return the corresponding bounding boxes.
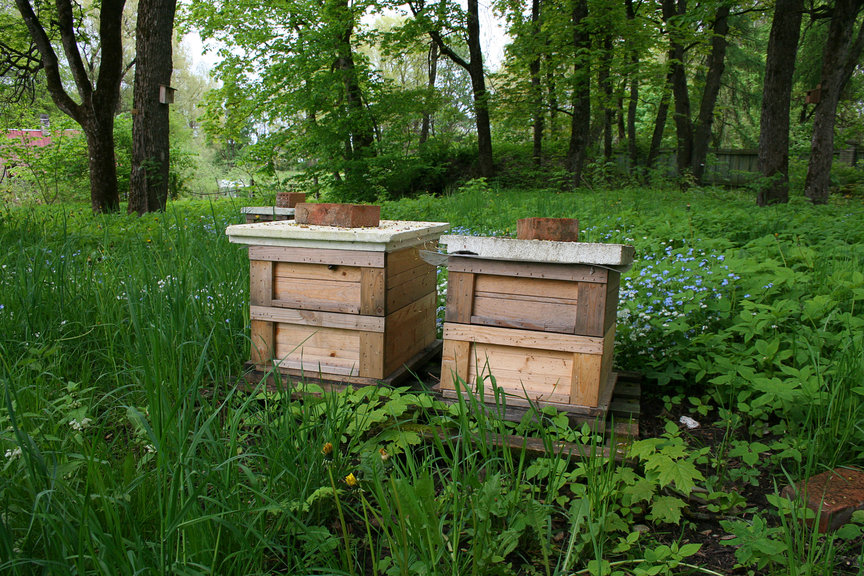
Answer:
[344,473,358,487]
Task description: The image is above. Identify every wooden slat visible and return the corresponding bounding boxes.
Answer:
[442,323,604,355]
[474,274,579,300]
[250,319,275,365]
[440,339,470,390]
[249,260,273,306]
[387,245,429,276]
[604,272,621,333]
[384,292,437,375]
[445,272,474,324]
[274,324,360,375]
[387,259,432,292]
[360,267,386,316]
[574,282,607,337]
[571,351,603,406]
[250,305,384,332]
[273,277,361,314]
[249,245,384,268]
[447,257,608,283]
[467,342,572,404]
[387,267,436,313]
[274,261,362,283]
[359,331,385,378]
[471,298,577,333]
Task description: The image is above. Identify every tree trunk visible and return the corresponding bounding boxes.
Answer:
[129,0,177,215]
[757,0,804,206]
[419,41,438,145]
[599,33,614,162]
[804,0,864,204]
[692,5,730,184]
[85,116,120,213]
[625,0,640,172]
[662,0,692,177]
[419,0,493,177]
[13,0,126,213]
[566,0,590,186]
[647,72,672,170]
[466,0,494,177]
[530,0,543,165]
[546,55,558,140]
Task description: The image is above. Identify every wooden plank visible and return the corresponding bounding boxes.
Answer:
[360,267,386,316]
[387,245,429,276]
[445,272,474,324]
[249,260,273,306]
[250,305,384,332]
[247,340,442,389]
[384,292,437,375]
[571,351,602,406]
[574,281,607,337]
[467,342,573,404]
[471,297,577,333]
[387,259,432,292]
[359,331,385,378]
[273,277,361,314]
[274,261,362,283]
[440,339,470,390]
[474,274,579,301]
[604,272,621,333]
[249,245,384,268]
[448,257,608,283]
[274,324,360,375]
[276,358,358,376]
[250,319,275,365]
[442,323,604,355]
[387,267,436,313]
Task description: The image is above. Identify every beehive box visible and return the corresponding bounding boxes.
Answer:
[241,206,295,223]
[439,235,634,412]
[226,219,449,383]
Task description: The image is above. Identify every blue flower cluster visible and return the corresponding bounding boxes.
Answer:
[615,239,741,365]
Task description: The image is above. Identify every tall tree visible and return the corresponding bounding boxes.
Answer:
[129,0,177,214]
[566,0,590,185]
[804,0,864,204]
[757,0,804,206]
[530,0,543,165]
[408,0,494,177]
[13,0,126,213]
[691,3,730,183]
[661,0,692,176]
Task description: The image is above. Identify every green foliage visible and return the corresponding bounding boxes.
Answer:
[1,188,864,575]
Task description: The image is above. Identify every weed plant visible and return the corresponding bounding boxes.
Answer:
[1,187,863,574]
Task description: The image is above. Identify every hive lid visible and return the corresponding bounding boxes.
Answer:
[440,235,635,271]
[240,206,295,216]
[226,219,450,252]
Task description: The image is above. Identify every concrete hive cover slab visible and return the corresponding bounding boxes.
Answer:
[226,220,450,252]
[440,235,635,270]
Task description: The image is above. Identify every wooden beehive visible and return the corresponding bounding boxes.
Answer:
[226,219,449,383]
[241,206,295,223]
[439,235,634,413]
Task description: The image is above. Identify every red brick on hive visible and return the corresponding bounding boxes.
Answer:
[276,192,306,208]
[517,217,580,242]
[781,467,864,532]
[295,203,381,228]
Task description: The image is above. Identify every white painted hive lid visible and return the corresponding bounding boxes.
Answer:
[225,219,450,252]
[440,235,635,270]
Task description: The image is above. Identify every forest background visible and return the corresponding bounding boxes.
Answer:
[1,0,864,210]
